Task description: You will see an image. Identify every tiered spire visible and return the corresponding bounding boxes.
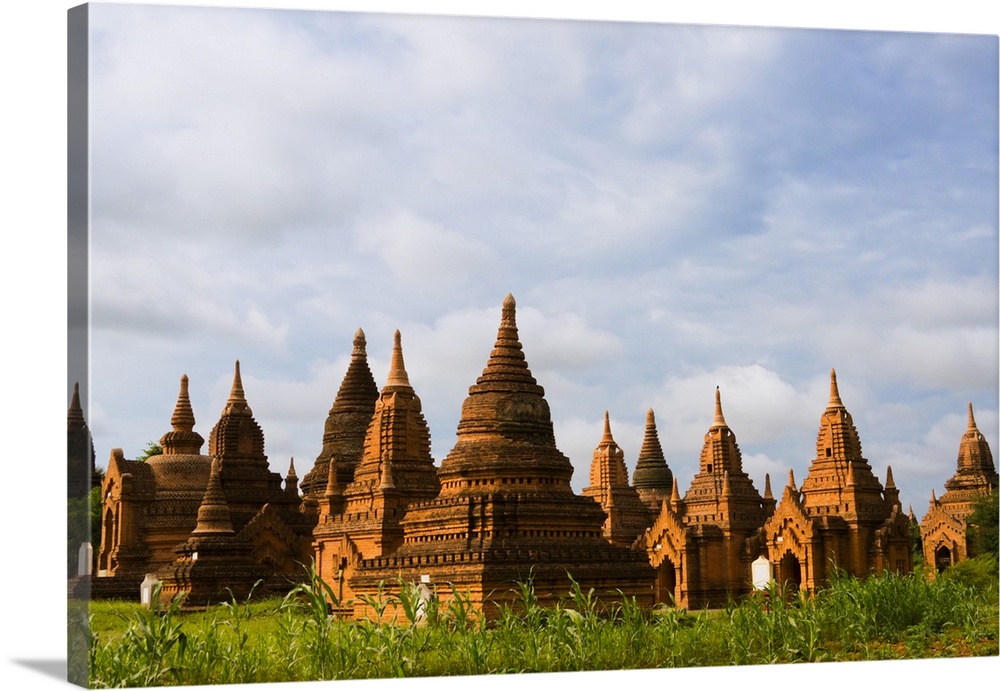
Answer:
[470,294,544,395]
[192,459,235,536]
[633,409,673,499]
[345,329,437,507]
[302,328,379,498]
[954,402,997,477]
[160,374,205,455]
[68,382,85,428]
[385,330,411,389]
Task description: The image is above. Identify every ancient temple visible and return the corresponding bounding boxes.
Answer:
[640,388,773,609]
[95,365,314,603]
[346,295,655,618]
[312,330,441,609]
[920,403,998,575]
[762,370,912,592]
[582,412,651,546]
[158,458,268,607]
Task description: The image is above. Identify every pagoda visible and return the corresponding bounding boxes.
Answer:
[312,330,441,609]
[349,295,654,619]
[582,412,651,546]
[763,370,912,592]
[641,387,772,608]
[300,328,379,504]
[920,403,997,575]
[631,408,674,516]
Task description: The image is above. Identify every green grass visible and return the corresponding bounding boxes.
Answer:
[86,557,999,687]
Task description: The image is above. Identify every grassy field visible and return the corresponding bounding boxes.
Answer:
[84,556,999,688]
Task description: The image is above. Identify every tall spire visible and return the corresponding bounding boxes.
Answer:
[223,360,252,416]
[828,368,844,408]
[171,374,197,431]
[763,473,773,500]
[160,374,205,455]
[712,387,727,428]
[471,294,543,393]
[967,402,978,431]
[385,330,411,389]
[68,382,85,426]
[600,411,615,445]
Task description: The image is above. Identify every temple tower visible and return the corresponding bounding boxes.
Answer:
[631,408,674,515]
[764,370,912,593]
[312,330,441,609]
[68,382,99,499]
[350,295,654,619]
[670,387,769,608]
[921,403,998,575]
[96,375,212,588]
[301,328,379,500]
[159,458,267,607]
[582,412,651,546]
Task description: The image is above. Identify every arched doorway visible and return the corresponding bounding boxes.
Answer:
[777,552,802,594]
[934,546,952,573]
[656,558,678,606]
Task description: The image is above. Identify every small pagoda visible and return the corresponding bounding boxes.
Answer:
[763,370,912,592]
[920,403,997,575]
[641,387,772,609]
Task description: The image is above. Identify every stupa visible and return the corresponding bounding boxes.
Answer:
[920,403,997,575]
[312,330,442,609]
[641,387,772,608]
[300,328,379,503]
[582,412,652,546]
[763,370,912,591]
[348,295,655,618]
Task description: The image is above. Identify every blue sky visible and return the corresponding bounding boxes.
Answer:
[80,4,999,518]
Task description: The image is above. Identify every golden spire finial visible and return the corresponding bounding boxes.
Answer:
[967,402,978,430]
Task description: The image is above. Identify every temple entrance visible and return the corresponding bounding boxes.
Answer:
[934,546,952,573]
[656,558,678,606]
[777,552,802,594]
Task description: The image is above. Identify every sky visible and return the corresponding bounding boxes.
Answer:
[3,2,999,691]
[77,3,999,520]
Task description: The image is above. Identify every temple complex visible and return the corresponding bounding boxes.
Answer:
[94,365,315,603]
[347,295,655,618]
[79,297,986,616]
[312,330,441,610]
[920,403,998,575]
[762,370,912,592]
[640,388,773,609]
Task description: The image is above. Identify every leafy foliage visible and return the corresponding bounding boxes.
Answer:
[136,441,163,462]
[967,490,999,558]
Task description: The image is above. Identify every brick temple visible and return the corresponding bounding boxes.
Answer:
[72,295,993,613]
[920,403,998,575]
